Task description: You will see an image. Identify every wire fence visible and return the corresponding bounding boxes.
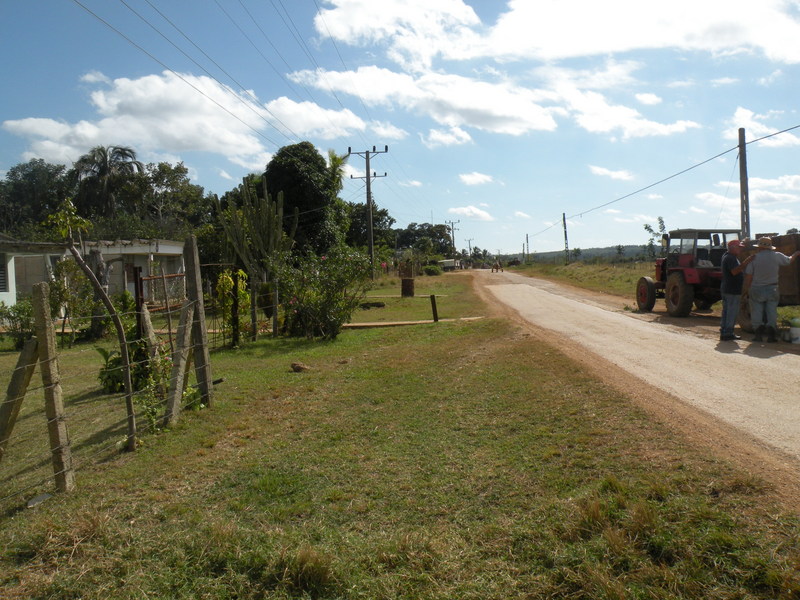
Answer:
[0,244,222,514]
[0,297,210,514]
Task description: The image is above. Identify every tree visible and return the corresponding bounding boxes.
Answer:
[395,223,451,255]
[346,201,396,249]
[0,159,70,237]
[218,176,298,337]
[264,142,346,253]
[644,217,667,258]
[73,145,144,217]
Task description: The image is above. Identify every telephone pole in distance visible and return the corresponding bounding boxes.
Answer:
[348,145,388,278]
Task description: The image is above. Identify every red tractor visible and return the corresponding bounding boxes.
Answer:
[636,229,741,316]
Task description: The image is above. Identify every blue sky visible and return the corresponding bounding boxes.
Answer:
[2,0,800,254]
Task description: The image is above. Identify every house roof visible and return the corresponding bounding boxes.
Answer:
[0,235,184,256]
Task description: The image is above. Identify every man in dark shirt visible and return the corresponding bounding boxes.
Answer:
[719,239,753,341]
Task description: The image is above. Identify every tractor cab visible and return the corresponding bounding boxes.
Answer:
[662,229,740,270]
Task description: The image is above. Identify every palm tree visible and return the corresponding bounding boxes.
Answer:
[326,149,348,197]
[74,145,144,217]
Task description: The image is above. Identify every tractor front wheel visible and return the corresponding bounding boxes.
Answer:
[636,277,656,312]
[665,272,694,317]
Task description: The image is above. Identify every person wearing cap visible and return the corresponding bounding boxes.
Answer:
[719,239,753,341]
[743,236,800,342]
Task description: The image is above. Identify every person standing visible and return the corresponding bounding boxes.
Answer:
[743,236,800,342]
[719,239,752,341]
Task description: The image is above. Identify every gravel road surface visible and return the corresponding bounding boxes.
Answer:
[479,270,800,466]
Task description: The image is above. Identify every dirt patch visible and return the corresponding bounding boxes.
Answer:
[467,269,800,509]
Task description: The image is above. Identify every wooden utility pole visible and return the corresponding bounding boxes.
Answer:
[446,220,460,257]
[738,127,751,239]
[562,213,570,264]
[348,145,388,279]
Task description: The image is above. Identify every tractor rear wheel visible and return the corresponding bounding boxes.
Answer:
[636,277,656,311]
[665,272,694,317]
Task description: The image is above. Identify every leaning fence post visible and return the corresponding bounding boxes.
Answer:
[164,300,195,427]
[184,235,213,407]
[32,282,75,493]
[0,337,39,465]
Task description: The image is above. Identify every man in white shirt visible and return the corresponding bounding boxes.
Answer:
[744,236,800,342]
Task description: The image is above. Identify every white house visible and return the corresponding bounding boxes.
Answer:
[0,235,186,306]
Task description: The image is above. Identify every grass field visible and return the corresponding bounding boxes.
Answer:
[2,273,800,598]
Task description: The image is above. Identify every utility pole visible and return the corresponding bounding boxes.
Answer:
[445,219,460,257]
[738,128,751,239]
[526,234,529,263]
[466,238,473,256]
[562,213,570,264]
[348,145,388,278]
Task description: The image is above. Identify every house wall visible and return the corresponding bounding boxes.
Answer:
[13,254,59,298]
[0,253,15,306]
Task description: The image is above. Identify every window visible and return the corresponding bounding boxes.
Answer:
[0,254,8,293]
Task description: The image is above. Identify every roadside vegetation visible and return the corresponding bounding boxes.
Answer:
[2,273,800,599]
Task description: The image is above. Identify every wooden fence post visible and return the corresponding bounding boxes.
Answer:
[0,338,39,464]
[164,301,195,427]
[184,235,213,407]
[32,282,75,493]
[430,294,439,322]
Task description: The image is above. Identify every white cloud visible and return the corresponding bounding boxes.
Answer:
[80,70,111,85]
[711,77,738,86]
[318,0,800,66]
[315,0,482,71]
[448,205,495,221]
[219,169,234,180]
[400,179,423,187]
[725,107,800,147]
[759,70,783,85]
[369,120,408,140]
[422,126,471,148]
[265,97,365,139]
[635,93,662,105]
[3,71,283,169]
[590,165,634,180]
[514,211,531,219]
[459,171,493,185]
[292,66,559,137]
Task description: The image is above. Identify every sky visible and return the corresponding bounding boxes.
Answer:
[2,0,800,255]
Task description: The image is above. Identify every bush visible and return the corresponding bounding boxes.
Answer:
[282,246,373,339]
[0,299,35,349]
[422,265,442,276]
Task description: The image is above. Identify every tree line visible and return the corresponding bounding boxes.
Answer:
[0,142,483,266]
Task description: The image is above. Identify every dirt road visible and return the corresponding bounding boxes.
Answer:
[473,269,800,502]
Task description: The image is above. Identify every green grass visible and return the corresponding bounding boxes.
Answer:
[349,272,481,323]
[2,272,800,598]
[511,261,652,297]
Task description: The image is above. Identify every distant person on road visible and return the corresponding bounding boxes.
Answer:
[719,239,753,341]
[743,236,800,342]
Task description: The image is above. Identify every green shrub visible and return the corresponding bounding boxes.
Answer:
[0,299,35,349]
[281,246,372,339]
[422,265,442,276]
